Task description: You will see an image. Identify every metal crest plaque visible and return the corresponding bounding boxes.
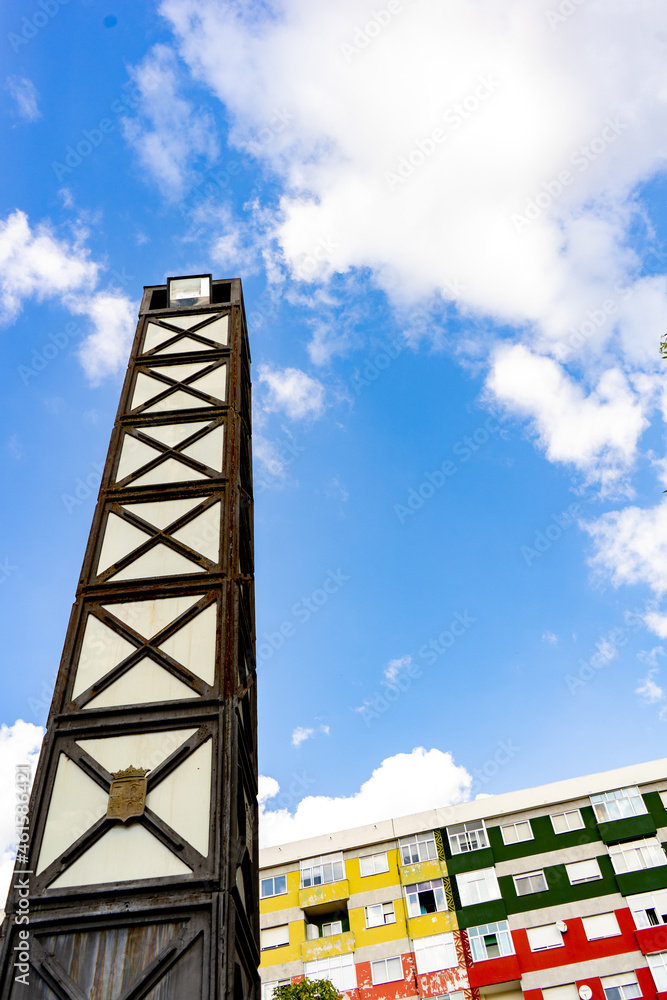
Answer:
[107,766,149,822]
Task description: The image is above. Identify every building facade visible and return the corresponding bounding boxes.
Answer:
[259,759,667,1000]
[0,275,259,1000]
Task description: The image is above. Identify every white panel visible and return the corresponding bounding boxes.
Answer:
[142,389,211,413]
[122,497,204,530]
[189,364,227,402]
[115,436,163,481]
[162,312,219,330]
[158,603,217,684]
[526,924,563,950]
[148,361,211,383]
[97,513,151,575]
[197,315,228,345]
[102,596,201,638]
[50,824,192,888]
[131,372,170,410]
[582,912,621,939]
[130,457,208,487]
[261,925,290,949]
[77,729,198,772]
[73,616,136,698]
[181,425,224,472]
[84,657,198,709]
[143,322,179,353]
[36,755,108,873]
[109,543,201,581]
[153,335,218,356]
[142,421,209,448]
[171,503,220,562]
[147,740,212,855]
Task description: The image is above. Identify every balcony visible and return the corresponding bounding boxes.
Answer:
[299,880,350,911]
[301,931,355,963]
[399,859,446,885]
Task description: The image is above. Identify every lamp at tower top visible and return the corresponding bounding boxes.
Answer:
[168,273,212,308]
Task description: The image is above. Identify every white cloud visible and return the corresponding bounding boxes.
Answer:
[638,646,665,668]
[486,345,651,489]
[291,726,314,748]
[0,210,136,382]
[160,0,667,345]
[258,747,471,847]
[635,668,665,705]
[585,500,667,595]
[7,77,40,122]
[542,631,558,645]
[122,44,219,200]
[383,655,412,686]
[0,721,44,911]
[259,364,325,419]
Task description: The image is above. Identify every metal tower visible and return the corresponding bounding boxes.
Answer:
[0,275,258,1000]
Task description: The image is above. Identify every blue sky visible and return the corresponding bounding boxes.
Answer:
[2,0,667,881]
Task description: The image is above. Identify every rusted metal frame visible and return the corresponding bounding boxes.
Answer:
[114,922,206,1000]
[127,362,230,416]
[29,937,88,1000]
[141,808,207,876]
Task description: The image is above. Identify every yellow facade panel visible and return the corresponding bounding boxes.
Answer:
[407,910,457,938]
[349,898,409,948]
[346,848,401,894]
[399,859,447,885]
[298,879,350,910]
[300,931,355,962]
[260,919,305,968]
[261,871,301,913]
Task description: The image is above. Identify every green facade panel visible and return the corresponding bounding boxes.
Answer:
[487,808,601,863]
[455,898,507,930]
[500,855,618,914]
[598,812,657,844]
[444,847,496,875]
[615,864,667,896]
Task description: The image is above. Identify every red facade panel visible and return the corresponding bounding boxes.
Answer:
[510,911,639,976]
[635,926,667,956]
[468,955,521,988]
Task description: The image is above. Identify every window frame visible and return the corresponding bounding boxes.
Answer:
[371,957,403,985]
[304,954,356,992]
[582,912,621,941]
[551,809,585,834]
[405,878,447,917]
[262,980,290,1000]
[609,837,667,875]
[260,874,287,899]
[648,951,667,992]
[500,821,534,846]
[590,786,647,823]
[300,852,345,889]
[601,973,642,1000]
[513,870,548,896]
[413,932,458,974]
[260,924,290,951]
[456,867,502,906]
[399,832,438,865]
[468,920,515,961]
[627,889,667,929]
[359,852,390,877]
[447,820,488,855]
[526,923,564,952]
[365,901,396,928]
[565,858,603,884]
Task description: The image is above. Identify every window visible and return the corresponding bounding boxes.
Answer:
[468,921,514,960]
[551,810,585,834]
[262,981,290,1000]
[405,879,446,917]
[413,932,458,973]
[371,957,403,985]
[399,833,438,865]
[628,889,667,929]
[601,973,641,1000]
[365,902,395,928]
[565,859,602,884]
[609,837,666,874]
[648,951,667,992]
[261,874,287,898]
[526,924,563,951]
[304,955,356,992]
[322,921,343,937]
[501,821,533,845]
[300,853,344,888]
[456,868,501,906]
[660,790,667,810]
[582,912,621,940]
[260,925,289,950]
[448,820,488,854]
[513,870,548,896]
[542,987,578,1000]
[359,852,390,877]
[591,787,647,823]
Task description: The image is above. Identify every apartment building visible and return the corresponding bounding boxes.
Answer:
[259,758,667,1000]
